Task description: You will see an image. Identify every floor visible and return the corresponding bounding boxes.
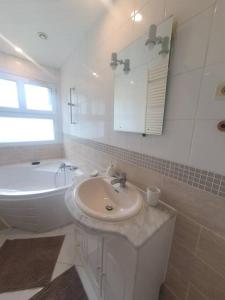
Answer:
[0,224,94,300]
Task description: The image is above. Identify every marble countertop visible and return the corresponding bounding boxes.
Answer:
[65,176,176,248]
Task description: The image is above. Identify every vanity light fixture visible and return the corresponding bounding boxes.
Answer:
[110,52,130,74]
[145,24,170,55]
[131,10,143,22]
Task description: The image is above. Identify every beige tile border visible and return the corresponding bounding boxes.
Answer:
[64,135,225,198]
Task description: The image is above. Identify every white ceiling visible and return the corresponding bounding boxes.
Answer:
[0,0,106,68]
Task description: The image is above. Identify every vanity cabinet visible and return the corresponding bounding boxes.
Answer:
[102,236,136,300]
[76,228,103,299]
[75,217,175,300]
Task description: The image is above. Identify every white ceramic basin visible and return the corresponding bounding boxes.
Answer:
[75,177,143,222]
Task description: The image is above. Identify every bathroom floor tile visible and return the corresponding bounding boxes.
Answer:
[0,288,42,300]
[0,236,5,248]
[57,231,77,265]
[51,262,73,280]
[0,224,81,300]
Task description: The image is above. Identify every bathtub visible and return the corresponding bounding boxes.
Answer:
[0,159,85,232]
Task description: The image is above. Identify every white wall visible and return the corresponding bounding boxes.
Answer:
[61,0,225,175]
[0,51,60,83]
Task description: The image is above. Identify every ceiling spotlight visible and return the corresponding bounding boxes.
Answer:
[131,10,143,22]
[14,47,23,54]
[38,32,48,40]
[92,72,99,78]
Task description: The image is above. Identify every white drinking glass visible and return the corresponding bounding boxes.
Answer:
[146,186,161,206]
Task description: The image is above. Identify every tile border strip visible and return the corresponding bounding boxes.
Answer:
[64,135,225,198]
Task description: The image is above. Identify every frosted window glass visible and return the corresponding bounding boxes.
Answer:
[24,84,53,111]
[0,79,19,108]
[0,117,55,143]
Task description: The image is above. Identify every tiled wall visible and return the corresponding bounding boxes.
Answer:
[61,0,225,299]
[64,135,225,300]
[64,135,225,198]
[0,143,64,167]
[61,0,225,176]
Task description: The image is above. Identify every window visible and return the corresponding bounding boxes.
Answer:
[0,117,55,143]
[0,79,19,108]
[24,84,53,111]
[0,73,58,144]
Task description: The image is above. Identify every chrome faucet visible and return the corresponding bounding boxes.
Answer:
[59,163,77,171]
[59,162,67,170]
[111,172,127,188]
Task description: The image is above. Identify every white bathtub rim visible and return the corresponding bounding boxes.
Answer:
[0,184,73,199]
[0,158,68,169]
[0,158,79,199]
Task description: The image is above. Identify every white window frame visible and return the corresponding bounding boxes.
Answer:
[0,72,61,146]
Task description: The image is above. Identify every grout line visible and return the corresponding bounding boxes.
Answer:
[187,2,216,170]
[194,226,203,255]
[189,283,209,300]
[170,1,217,28]
[177,237,225,281]
[164,284,180,300]
[200,224,225,242]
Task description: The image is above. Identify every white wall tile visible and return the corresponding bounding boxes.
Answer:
[133,0,166,40]
[166,69,202,120]
[189,120,225,174]
[108,130,129,149]
[112,0,135,27]
[140,120,194,163]
[207,0,225,66]
[165,0,216,25]
[61,0,225,175]
[197,62,225,119]
[170,8,213,75]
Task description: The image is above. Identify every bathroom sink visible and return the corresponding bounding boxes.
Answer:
[75,177,143,222]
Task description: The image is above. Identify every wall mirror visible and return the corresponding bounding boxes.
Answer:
[113,16,174,135]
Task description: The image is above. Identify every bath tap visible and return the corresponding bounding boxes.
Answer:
[59,162,67,170]
[59,163,77,171]
[111,172,127,188]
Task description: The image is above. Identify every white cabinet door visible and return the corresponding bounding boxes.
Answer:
[86,232,103,291]
[75,227,88,262]
[76,227,103,297]
[102,237,137,300]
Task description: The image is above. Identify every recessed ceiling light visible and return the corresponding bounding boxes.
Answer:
[14,47,23,54]
[92,72,99,78]
[131,10,143,22]
[38,32,48,40]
